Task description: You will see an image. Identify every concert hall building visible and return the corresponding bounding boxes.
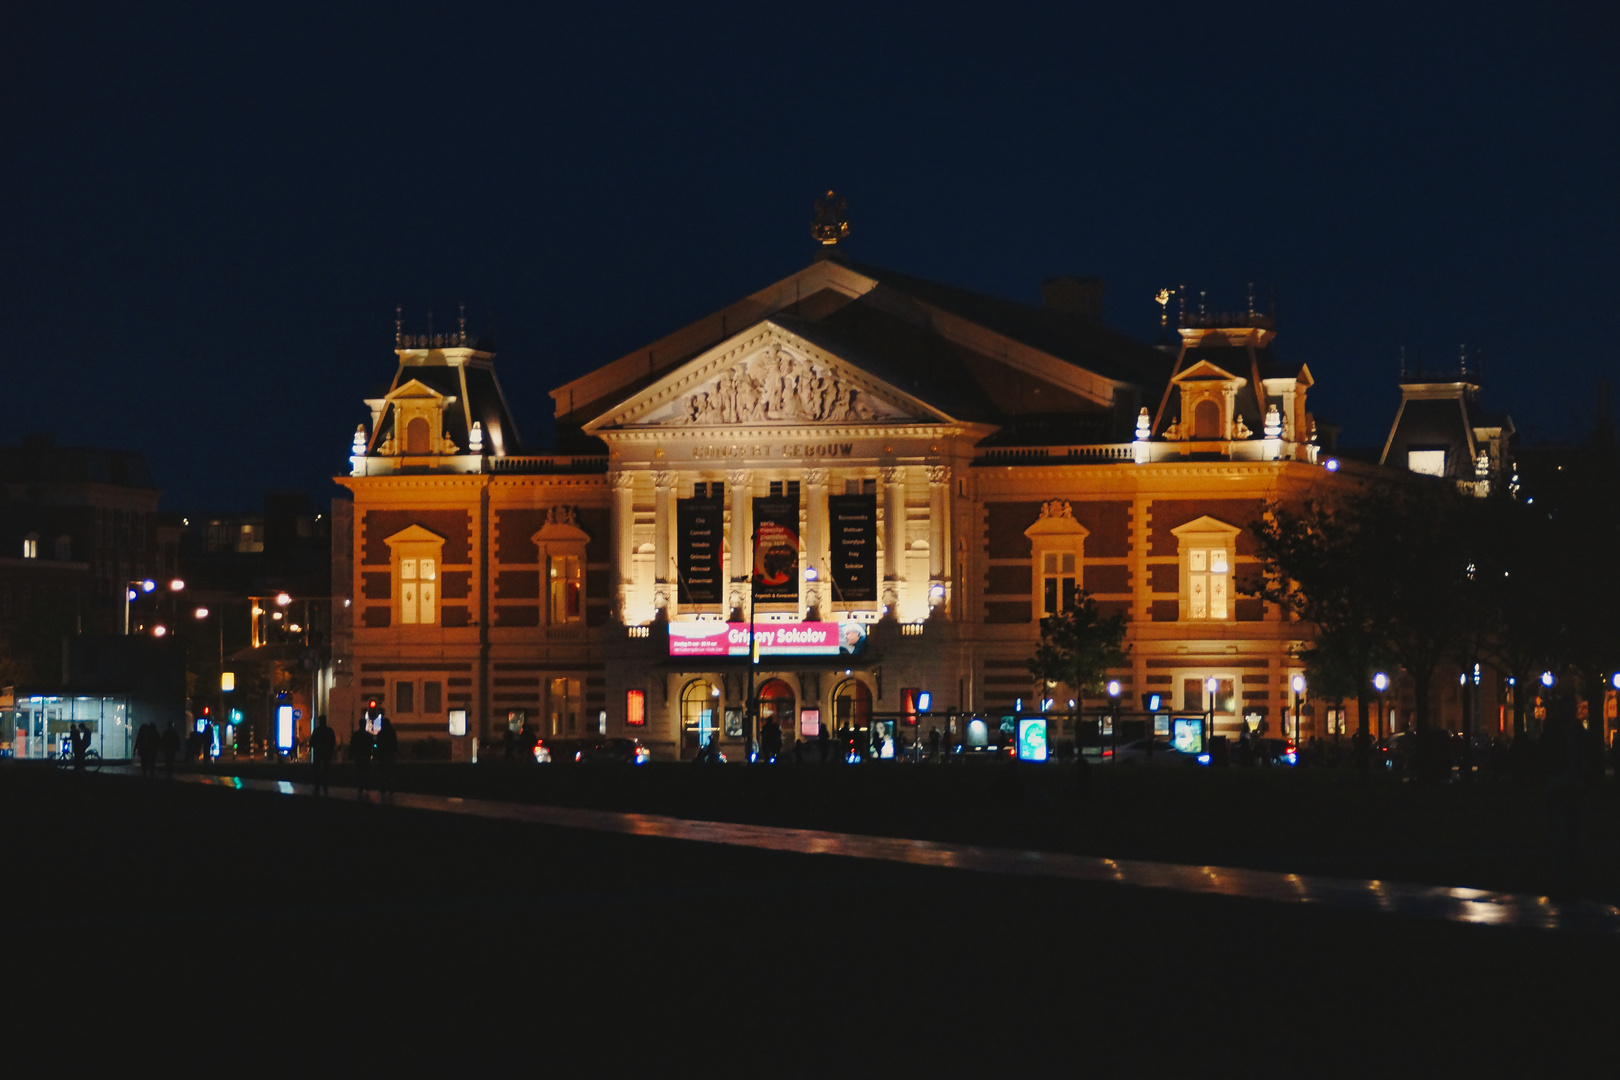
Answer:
[331,231,1358,758]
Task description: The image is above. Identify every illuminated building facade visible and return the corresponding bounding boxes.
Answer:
[332,248,1362,757]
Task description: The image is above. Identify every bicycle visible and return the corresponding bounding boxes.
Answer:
[55,746,103,773]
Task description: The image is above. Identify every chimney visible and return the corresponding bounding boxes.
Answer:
[1040,276,1105,321]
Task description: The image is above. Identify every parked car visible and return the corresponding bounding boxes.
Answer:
[532,740,552,764]
[574,737,651,765]
[1093,737,1193,764]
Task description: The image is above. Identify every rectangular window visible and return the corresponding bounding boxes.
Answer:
[1407,449,1447,477]
[1040,552,1079,616]
[1183,678,1204,712]
[22,538,37,559]
[396,681,415,714]
[1188,547,1228,619]
[549,677,582,735]
[549,555,582,623]
[422,681,442,714]
[399,556,438,625]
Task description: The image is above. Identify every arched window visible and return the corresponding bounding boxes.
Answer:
[758,679,796,737]
[1193,399,1222,439]
[405,416,431,454]
[832,678,871,732]
[680,679,721,756]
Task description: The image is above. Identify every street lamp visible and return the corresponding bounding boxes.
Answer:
[1291,674,1306,749]
[1373,672,1389,741]
[1106,679,1121,761]
[1205,675,1218,747]
[124,577,182,634]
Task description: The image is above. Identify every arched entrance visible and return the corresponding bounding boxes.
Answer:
[831,678,872,757]
[680,679,721,759]
[757,678,796,747]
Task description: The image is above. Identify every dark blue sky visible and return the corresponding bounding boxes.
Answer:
[5,1,1615,511]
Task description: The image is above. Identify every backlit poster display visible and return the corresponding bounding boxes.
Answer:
[1016,717,1048,762]
[752,496,799,602]
[677,496,724,604]
[827,493,876,602]
[1172,717,1204,754]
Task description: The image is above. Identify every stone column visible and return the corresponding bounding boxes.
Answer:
[612,471,636,620]
[881,466,905,608]
[804,468,829,615]
[653,470,674,613]
[727,469,750,616]
[927,465,949,609]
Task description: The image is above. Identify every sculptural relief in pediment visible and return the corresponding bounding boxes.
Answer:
[641,343,911,427]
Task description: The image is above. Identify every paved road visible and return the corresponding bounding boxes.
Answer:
[11,766,1618,1069]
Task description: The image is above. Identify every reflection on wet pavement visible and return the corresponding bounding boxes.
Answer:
[161,769,1620,934]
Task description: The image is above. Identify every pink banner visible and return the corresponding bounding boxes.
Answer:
[667,621,842,658]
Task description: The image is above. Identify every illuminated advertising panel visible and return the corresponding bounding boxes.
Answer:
[752,496,799,603]
[668,621,847,657]
[1016,717,1048,762]
[677,497,724,604]
[625,689,646,726]
[827,493,877,602]
[799,708,821,738]
[1172,717,1204,754]
[447,709,468,737]
[276,705,294,752]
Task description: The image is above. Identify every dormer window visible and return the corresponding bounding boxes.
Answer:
[22,533,38,559]
[405,416,432,454]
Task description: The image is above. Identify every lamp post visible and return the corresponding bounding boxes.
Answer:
[1106,679,1121,762]
[1205,675,1218,749]
[1291,674,1306,750]
[1373,672,1389,741]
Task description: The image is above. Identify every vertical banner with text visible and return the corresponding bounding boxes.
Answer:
[677,497,724,604]
[752,496,799,603]
[827,493,877,603]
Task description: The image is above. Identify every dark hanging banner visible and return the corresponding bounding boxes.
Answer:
[677,498,724,604]
[752,496,800,603]
[828,493,877,603]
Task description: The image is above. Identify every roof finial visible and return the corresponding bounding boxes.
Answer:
[1247,282,1255,321]
[1178,284,1186,327]
[1199,290,1207,319]
[811,190,850,246]
[395,305,402,347]
[1459,342,1467,377]
[1399,345,1406,379]
[459,302,467,347]
[1155,288,1173,328]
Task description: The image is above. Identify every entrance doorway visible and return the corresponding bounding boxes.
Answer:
[680,679,721,759]
[832,678,872,756]
[757,679,796,745]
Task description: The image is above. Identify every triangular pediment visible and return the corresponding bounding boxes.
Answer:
[383,378,456,404]
[1172,360,1245,385]
[1170,515,1241,539]
[585,320,946,431]
[384,524,446,546]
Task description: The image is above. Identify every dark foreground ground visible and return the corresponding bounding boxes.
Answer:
[8,765,1619,1072]
[195,756,1620,901]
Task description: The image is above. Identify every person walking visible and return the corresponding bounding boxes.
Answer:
[928,726,942,763]
[70,722,88,771]
[310,715,336,796]
[160,724,180,778]
[349,723,375,797]
[135,722,158,778]
[374,716,399,797]
[817,721,830,763]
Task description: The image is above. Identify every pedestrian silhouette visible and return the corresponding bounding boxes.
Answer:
[928,726,941,762]
[375,716,399,796]
[817,721,830,763]
[135,722,159,778]
[70,722,89,770]
[160,724,179,777]
[310,714,337,795]
[349,724,375,796]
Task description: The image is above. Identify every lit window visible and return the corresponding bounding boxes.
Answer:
[1172,516,1240,622]
[1041,552,1079,616]
[549,555,582,624]
[549,677,582,736]
[22,535,38,559]
[1187,547,1230,619]
[399,556,437,625]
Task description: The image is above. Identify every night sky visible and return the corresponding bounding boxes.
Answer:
[6,2,1615,512]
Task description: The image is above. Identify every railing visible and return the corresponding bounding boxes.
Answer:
[626,626,651,639]
[487,455,609,474]
[900,623,926,637]
[975,443,1135,464]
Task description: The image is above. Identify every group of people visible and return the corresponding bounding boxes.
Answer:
[132,721,180,777]
[339,715,398,798]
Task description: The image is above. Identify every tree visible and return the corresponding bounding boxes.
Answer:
[1025,592,1130,701]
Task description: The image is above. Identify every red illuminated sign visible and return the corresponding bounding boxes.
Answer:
[626,689,646,726]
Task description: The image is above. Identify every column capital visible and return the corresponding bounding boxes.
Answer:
[803,467,829,487]
[725,469,750,489]
[880,466,905,485]
[926,464,951,485]
[653,470,676,489]
[611,471,637,491]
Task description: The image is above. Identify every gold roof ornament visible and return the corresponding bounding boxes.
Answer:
[811,190,850,246]
[1155,288,1173,327]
